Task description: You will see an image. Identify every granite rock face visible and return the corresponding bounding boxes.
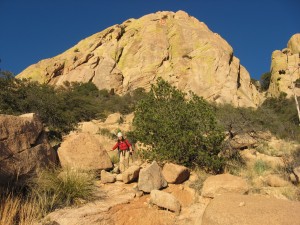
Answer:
[268,33,300,98]
[17,10,262,108]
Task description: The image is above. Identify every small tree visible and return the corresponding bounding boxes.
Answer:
[131,78,225,173]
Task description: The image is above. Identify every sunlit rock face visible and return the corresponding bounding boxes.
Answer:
[268,33,300,98]
[17,10,262,107]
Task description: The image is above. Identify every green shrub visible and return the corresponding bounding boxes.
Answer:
[98,128,115,139]
[0,73,146,141]
[131,78,225,173]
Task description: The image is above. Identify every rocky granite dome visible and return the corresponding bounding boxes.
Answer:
[17,10,262,107]
[268,33,300,98]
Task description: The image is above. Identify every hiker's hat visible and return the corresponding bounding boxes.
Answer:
[117,132,123,138]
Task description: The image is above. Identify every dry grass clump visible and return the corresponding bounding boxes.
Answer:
[0,193,37,225]
[29,167,97,216]
[189,168,210,194]
[0,167,97,225]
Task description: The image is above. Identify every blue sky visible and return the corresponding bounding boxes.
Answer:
[0,0,299,80]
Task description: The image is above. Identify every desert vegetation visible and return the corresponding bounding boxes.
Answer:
[1,73,300,224]
[0,71,146,140]
[0,168,97,225]
[130,78,225,173]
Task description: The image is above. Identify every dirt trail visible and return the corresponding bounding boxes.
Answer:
[40,181,208,225]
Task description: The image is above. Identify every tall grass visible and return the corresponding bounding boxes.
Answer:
[0,167,97,225]
[253,160,271,175]
[0,193,37,225]
[0,194,21,225]
[29,167,97,216]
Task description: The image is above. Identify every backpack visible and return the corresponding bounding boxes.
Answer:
[117,139,132,157]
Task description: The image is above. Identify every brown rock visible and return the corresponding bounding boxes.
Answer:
[164,184,197,207]
[57,133,113,170]
[122,165,140,184]
[101,170,116,183]
[138,161,167,193]
[17,11,262,108]
[202,193,300,225]
[265,174,289,187]
[0,113,57,186]
[230,133,257,149]
[108,195,176,225]
[240,149,284,168]
[201,174,249,198]
[162,163,190,184]
[104,113,123,124]
[116,174,123,182]
[150,190,181,214]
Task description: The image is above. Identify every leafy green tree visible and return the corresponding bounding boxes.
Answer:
[131,78,225,172]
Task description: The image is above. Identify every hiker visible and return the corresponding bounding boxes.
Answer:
[111,132,133,173]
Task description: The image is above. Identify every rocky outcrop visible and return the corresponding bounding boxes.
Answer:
[201,174,249,198]
[57,133,113,170]
[229,133,258,149]
[0,113,57,186]
[240,149,284,168]
[288,33,300,54]
[17,11,262,108]
[268,33,300,98]
[202,193,300,225]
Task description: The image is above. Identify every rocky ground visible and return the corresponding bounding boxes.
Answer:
[1,112,300,225]
[39,176,209,225]
[39,164,300,225]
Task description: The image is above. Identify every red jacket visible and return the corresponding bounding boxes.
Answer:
[112,139,132,151]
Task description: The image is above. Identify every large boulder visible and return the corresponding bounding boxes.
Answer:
[0,113,57,186]
[57,133,113,170]
[201,174,249,198]
[138,161,167,192]
[202,193,300,225]
[101,170,116,184]
[17,11,262,108]
[122,165,140,184]
[162,163,190,184]
[150,190,181,214]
